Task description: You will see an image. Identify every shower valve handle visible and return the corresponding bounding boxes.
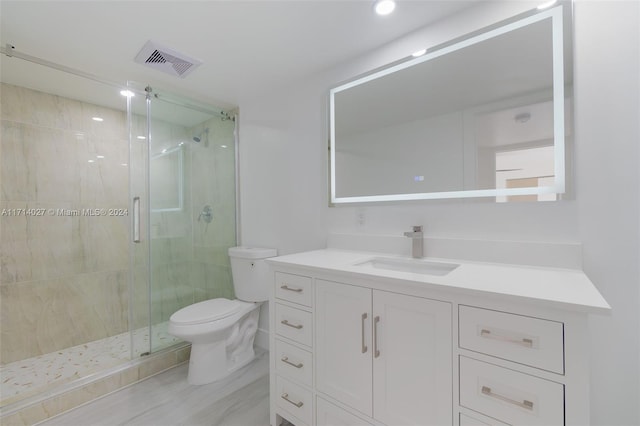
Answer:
[198,205,213,223]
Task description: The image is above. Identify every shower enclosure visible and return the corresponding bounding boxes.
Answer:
[0,51,238,415]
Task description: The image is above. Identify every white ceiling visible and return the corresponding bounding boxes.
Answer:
[0,0,478,110]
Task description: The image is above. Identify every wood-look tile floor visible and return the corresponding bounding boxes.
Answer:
[38,351,270,426]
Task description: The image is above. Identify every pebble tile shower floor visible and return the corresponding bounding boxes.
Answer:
[1,323,180,406]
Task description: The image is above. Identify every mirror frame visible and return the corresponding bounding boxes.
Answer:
[329,4,571,204]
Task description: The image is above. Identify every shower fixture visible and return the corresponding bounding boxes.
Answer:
[198,205,213,224]
[193,128,209,146]
[221,111,235,121]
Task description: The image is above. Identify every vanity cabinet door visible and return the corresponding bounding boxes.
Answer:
[316,280,373,417]
[372,291,452,426]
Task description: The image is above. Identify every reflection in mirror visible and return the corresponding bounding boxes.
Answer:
[330,3,571,204]
[151,146,184,212]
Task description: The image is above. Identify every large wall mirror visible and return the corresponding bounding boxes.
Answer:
[329,2,572,204]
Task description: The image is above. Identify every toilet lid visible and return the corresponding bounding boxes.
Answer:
[170,299,244,325]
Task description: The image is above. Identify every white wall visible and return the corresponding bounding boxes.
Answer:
[573,2,640,424]
[239,1,640,424]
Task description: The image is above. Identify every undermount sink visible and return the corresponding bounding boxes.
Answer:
[354,257,459,276]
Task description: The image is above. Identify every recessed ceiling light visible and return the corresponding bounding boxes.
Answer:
[220,145,228,148]
[120,90,136,97]
[412,49,427,57]
[121,163,128,167]
[96,155,105,159]
[137,135,146,140]
[374,0,396,16]
[537,0,557,10]
[88,159,95,163]
[92,117,104,122]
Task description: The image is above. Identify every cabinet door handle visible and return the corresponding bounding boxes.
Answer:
[281,319,303,330]
[374,315,381,358]
[280,284,303,293]
[361,313,368,353]
[480,328,534,348]
[281,393,304,408]
[281,356,303,369]
[481,386,534,410]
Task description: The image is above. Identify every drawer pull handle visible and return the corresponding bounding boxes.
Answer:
[361,313,368,353]
[480,329,534,348]
[281,284,303,293]
[481,386,534,410]
[281,319,303,329]
[281,356,303,369]
[281,392,304,408]
[374,315,381,358]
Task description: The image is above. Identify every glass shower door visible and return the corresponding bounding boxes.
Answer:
[127,85,152,358]
[145,92,237,353]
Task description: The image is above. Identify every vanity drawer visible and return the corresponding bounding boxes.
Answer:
[275,303,313,347]
[460,356,564,426]
[317,396,373,426]
[276,376,313,426]
[275,339,313,386]
[459,412,509,426]
[459,305,564,373]
[275,272,313,307]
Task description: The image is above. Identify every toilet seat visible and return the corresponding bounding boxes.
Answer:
[170,298,248,325]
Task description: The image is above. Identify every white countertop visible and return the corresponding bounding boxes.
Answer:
[267,249,611,314]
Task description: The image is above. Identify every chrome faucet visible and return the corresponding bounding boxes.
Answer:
[404,225,424,258]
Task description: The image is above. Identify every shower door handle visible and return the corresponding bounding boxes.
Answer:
[133,196,141,243]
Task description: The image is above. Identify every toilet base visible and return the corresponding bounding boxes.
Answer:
[187,342,256,385]
[186,307,260,385]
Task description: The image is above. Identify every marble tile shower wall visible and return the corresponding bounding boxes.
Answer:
[189,117,237,305]
[0,83,129,364]
[147,117,194,329]
[147,115,237,333]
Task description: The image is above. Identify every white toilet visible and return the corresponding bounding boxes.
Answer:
[168,246,277,385]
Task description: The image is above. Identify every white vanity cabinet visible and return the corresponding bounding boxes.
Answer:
[267,250,610,426]
[457,306,568,425]
[315,280,452,425]
[272,271,315,426]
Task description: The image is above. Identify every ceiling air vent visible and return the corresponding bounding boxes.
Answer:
[134,41,202,78]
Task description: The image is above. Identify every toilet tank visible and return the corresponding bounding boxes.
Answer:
[228,246,277,302]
